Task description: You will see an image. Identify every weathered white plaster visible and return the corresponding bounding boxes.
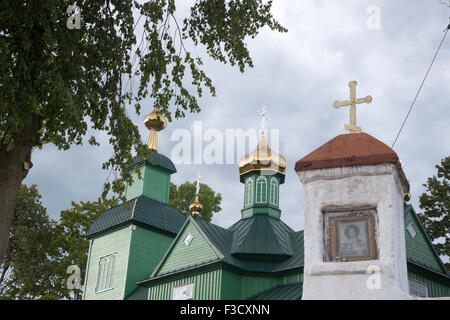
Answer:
[297,163,411,300]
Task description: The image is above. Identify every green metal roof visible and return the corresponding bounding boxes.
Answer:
[191,215,304,273]
[129,150,177,174]
[124,286,148,300]
[230,214,294,259]
[247,283,303,300]
[86,195,186,238]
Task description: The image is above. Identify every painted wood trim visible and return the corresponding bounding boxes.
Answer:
[82,239,93,300]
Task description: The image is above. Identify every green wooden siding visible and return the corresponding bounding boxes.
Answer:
[149,269,222,300]
[124,225,174,297]
[83,226,132,300]
[157,222,219,275]
[241,273,303,299]
[149,268,302,300]
[408,266,450,297]
[241,173,281,218]
[125,166,144,201]
[241,276,279,299]
[125,164,171,203]
[143,166,171,203]
[404,213,444,272]
[221,269,303,300]
[221,269,242,299]
[241,206,281,219]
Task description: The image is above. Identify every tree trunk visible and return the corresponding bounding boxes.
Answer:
[0,264,9,285]
[0,116,41,264]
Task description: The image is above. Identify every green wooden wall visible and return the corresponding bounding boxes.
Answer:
[407,264,450,297]
[222,269,303,299]
[241,173,282,219]
[124,225,174,297]
[125,164,171,203]
[83,224,175,300]
[83,226,132,300]
[404,213,444,272]
[149,269,222,300]
[149,267,303,300]
[157,222,219,276]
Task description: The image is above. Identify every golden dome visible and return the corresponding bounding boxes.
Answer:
[189,195,203,215]
[144,107,167,152]
[144,107,167,132]
[238,133,286,176]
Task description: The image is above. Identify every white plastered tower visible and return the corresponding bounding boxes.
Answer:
[295,132,411,300]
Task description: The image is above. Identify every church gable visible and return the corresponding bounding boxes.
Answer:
[154,217,221,277]
[404,205,449,276]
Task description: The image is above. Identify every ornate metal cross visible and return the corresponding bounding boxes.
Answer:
[333,81,372,133]
[195,172,203,196]
[258,106,270,132]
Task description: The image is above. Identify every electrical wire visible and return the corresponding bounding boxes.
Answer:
[391,22,450,148]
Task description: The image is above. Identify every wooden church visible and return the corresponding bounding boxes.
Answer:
[82,83,450,300]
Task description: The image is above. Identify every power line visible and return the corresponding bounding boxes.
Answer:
[391,21,450,148]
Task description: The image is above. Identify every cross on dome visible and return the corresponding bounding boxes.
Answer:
[258,106,270,132]
[333,81,372,133]
[195,172,203,196]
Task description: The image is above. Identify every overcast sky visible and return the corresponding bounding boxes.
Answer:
[24,0,450,233]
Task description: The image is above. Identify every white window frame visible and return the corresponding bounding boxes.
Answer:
[245,178,254,207]
[256,176,267,203]
[408,279,428,297]
[407,223,417,239]
[184,233,194,246]
[270,177,278,206]
[172,283,194,300]
[95,253,117,293]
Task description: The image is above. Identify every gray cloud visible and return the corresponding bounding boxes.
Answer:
[25,0,450,234]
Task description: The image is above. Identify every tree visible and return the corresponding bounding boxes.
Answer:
[0,0,287,263]
[169,182,222,222]
[50,197,119,300]
[0,186,118,300]
[418,156,449,270]
[0,184,56,299]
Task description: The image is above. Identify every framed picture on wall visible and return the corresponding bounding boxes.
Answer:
[324,209,378,262]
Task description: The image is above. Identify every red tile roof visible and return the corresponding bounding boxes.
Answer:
[295,133,409,192]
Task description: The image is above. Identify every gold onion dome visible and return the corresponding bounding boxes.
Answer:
[189,195,203,215]
[144,107,167,152]
[238,132,286,176]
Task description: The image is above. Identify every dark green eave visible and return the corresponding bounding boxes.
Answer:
[239,170,285,184]
[129,150,176,174]
[86,194,186,238]
[247,283,303,300]
[124,285,148,300]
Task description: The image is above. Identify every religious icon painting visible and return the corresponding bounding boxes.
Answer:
[324,209,378,262]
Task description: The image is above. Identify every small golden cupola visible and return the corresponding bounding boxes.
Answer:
[144,107,167,152]
[189,195,203,216]
[189,173,204,216]
[238,107,286,220]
